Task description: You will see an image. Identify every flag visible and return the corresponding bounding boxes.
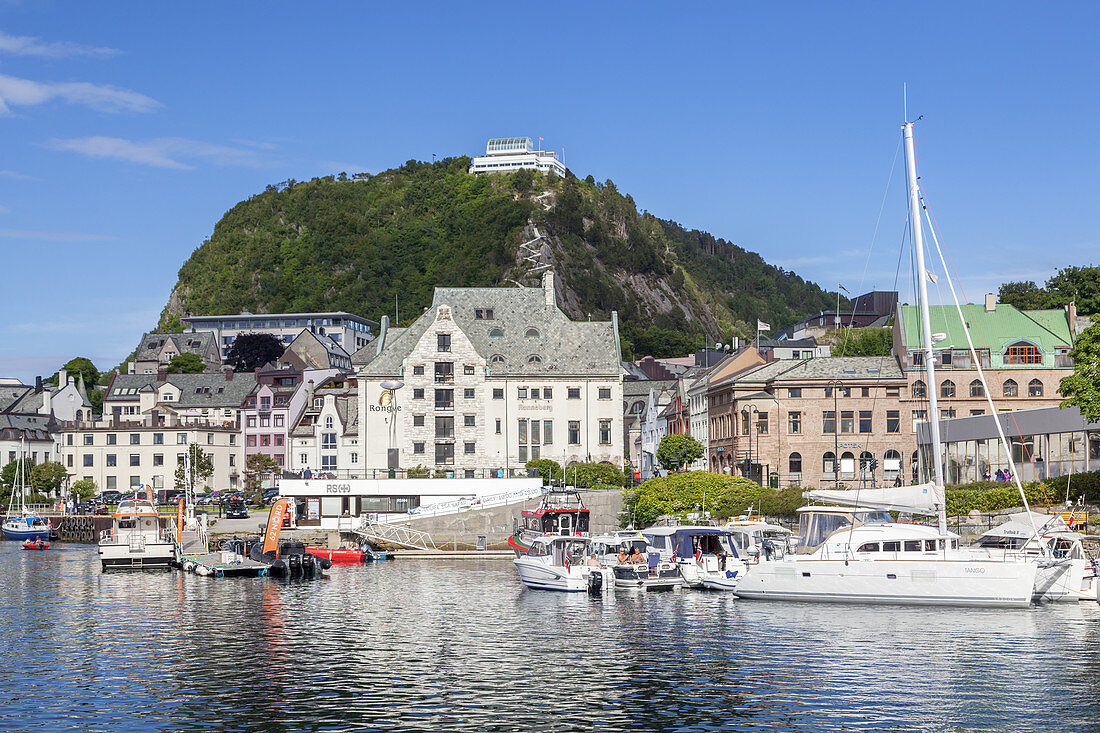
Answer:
[564,555,571,572]
[694,546,703,563]
[838,283,849,293]
[757,320,770,332]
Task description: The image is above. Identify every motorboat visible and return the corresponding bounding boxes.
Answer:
[513,535,612,593]
[21,537,49,550]
[98,498,176,570]
[640,526,746,592]
[247,499,331,578]
[733,505,1037,607]
[305,545,394,564]
[968,512,1096,602]
[590,533,683,591]
[507,487,590,556]
[725,518,796,562]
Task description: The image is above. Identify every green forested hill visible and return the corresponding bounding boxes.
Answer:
[159,158,841,356]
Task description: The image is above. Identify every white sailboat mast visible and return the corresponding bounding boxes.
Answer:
[903,120,948,535]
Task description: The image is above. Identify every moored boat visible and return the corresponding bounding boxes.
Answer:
[513,535,611,592]
[98,498,175,570]
[21,537,49,550]
[641,526,746,592]
[590,533,683,590]
[508,487,590,556]
[2,438,51,542]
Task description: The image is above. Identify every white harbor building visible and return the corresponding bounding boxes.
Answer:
[468,137,566,177]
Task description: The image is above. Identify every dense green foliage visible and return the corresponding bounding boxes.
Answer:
[525,459,564,484]
[45,357,99,387]
[998,265,1100,315]
[30,462,67,496]
[622,472,805,527]
[175,444,214,492]
[656,434,704,471]
[226,333,285,372]
[828,327,892,357]
[1058,323,1100,423]
[244,453,278,494]
[159,161,839,358]
[166,353,207,374]
[0,458,31,490]
[72,478,97,500]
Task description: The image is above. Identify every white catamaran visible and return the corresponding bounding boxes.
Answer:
[733,117,1041,608]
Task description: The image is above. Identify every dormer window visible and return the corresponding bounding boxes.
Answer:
[475,308,495,320]
[490,355,505,367]
[527,354,542,365]
[489,327,504,338]
[525,327,540,338]
[1004,342,1042,365]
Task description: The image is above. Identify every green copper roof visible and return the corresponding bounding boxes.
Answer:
[897,303,1071,355]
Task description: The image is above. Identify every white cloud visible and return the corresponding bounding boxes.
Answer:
[46,136,274,170]
[0,30,120,58]
[0,73,158,115]
[0,228,114,242]
[0,169,41,181]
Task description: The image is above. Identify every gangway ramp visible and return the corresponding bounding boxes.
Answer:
[354,519,438,551]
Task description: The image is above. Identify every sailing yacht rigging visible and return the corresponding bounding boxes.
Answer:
[2,437,52,542]
[733,117,1038,608]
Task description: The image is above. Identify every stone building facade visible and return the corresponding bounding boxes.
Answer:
[357,274,623,476]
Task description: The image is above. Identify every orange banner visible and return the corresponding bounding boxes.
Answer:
[175,497,185,544]
[146,484,154,504]
[262,498,291,555]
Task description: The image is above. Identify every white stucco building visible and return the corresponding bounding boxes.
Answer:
[468,137,567,177]
[355,273,623,476]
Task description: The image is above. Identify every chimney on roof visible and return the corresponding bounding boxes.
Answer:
[225,367,234,381]
[984,293,996,313]
[307,379,315,405]
[43,385,51,414]
[543,270,555,307]
[35,376,42,393]
[1069,301,1078,336]
[157,367,167,381]
[59,369,66,387]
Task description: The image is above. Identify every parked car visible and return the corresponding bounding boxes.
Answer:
[225,499,249,519]
[101,491,122,505]
[194,493,217,506]
[262,487,281,503]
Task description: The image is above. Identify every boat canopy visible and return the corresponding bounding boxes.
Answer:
[803,482,943,515]
[979,512,1073,540]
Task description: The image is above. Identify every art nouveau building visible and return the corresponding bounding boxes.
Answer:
[356,273,623,476]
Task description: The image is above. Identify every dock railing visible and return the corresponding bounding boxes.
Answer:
[372,486,545,525]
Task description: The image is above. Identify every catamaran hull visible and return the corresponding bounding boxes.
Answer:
[734,559,1037,608]
[1034,559,1094,602]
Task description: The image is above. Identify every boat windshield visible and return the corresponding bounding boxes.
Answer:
[854,511,893,524]
[798,513,851,551]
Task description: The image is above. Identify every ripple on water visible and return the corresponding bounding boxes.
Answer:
[1,544,1099,732]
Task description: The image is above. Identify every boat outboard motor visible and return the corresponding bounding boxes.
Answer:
[587,570,603,595]
[302,551,316,575]
[288,552,302,576]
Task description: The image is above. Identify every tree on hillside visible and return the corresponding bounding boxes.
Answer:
[87,388,104,417]
[999,266,1100,316]
[1059,322,1100,423]
[174,444,214,495]
[656,434,704,471]
[47,357,99,387]
[244,453,278,493]
[30,462,67,497]
[1,458,33,490]
[225,333,284,372]
[166,353,207,374]
[998,281,1050,311]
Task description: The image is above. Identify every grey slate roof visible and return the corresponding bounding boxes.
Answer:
[360,286,619,378]
[105,372,258,408]
[0,413,55,440]
[731,356,903,384]
[133,332,216,362]
[0,385,30,412]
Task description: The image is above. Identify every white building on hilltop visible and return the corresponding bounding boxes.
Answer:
[469,137,566,177]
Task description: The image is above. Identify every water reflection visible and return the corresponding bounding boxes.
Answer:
[0,543,1098,732]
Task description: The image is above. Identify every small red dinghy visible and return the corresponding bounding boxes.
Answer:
[22,538,49,550]
[305,548,365,564]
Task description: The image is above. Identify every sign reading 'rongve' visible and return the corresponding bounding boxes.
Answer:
[262,498,291,555]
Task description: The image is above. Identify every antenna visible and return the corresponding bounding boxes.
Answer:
[903,82,908,123]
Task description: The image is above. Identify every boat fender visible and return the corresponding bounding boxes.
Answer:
[319,557,332,570]
[196,565,212,576]
[183,561,194,572]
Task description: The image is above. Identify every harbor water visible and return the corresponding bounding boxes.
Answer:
[2,542,1099,732]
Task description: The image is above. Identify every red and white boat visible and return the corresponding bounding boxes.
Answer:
[21,537,49,551]
[508,488,590,556]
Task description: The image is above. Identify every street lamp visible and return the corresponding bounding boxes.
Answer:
[826,379,846,487]
[742,403,759,485]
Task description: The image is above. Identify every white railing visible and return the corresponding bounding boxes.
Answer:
[373,487,545,524]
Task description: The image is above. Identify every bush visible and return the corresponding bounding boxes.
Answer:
[944,482,1055,517]
[1043,471,1100,504]
[72,479,97,500]
[622,471,804,527]
[525,459,563,485]
[570,462,626,489]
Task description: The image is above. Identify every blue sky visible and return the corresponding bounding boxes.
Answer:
[1,3,1097,382]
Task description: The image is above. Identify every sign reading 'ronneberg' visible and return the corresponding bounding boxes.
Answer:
[370,390,401,412]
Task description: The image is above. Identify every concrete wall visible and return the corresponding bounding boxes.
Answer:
[377,488,625,550]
